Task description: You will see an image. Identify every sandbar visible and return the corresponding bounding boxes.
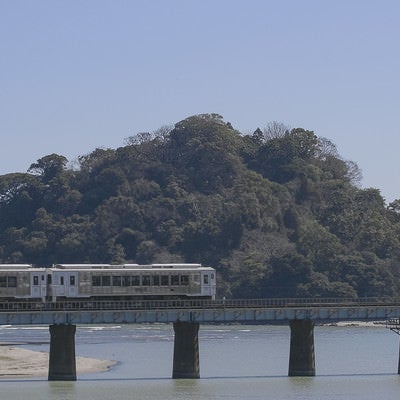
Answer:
[0,345,116,378]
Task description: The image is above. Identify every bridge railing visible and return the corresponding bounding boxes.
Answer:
[0,297,400,313]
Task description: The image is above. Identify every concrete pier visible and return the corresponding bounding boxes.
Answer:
[398,341,400,375]
[172,321,200,379]
[288,319,315,376]
[48,324,77,381]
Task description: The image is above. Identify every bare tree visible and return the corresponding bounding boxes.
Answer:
[263,121,291,141]
[124,124,173,146]
[316,137,339,161]
[152,124,173,141]
[345,160,363,186]
[124,132,152,146]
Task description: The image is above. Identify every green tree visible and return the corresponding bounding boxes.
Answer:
[28,154,68,183]
[255,128,320,183]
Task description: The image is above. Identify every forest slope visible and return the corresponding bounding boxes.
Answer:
[1,114,399,298]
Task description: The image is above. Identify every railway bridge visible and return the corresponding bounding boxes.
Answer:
[2,297,400,380]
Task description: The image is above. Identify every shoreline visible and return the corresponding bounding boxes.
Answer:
[0,345,117,379]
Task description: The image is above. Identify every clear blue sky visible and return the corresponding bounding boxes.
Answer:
[1,0,399,202]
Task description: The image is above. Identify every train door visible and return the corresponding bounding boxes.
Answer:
[54,271,79,298]
[30,271,47,300]
[67,272,79,297]
[201,270,216,299]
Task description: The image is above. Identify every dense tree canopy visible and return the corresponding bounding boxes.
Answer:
[0,113,399,298]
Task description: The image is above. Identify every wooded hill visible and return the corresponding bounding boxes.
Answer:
[1,113,399,298]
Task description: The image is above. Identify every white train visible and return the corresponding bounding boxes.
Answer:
[0,263,216,301]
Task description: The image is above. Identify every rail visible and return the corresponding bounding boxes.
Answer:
[1,297,400,313]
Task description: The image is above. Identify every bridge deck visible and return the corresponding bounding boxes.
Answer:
[1,298,400,325]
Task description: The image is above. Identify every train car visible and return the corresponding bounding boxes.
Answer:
[0,263,216,302]
[49,263,216,301]
[0,264,48,301]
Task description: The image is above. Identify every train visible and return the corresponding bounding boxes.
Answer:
[0,263,216,302]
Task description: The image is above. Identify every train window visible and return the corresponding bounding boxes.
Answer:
[153,275,160,286]
[60,277,64,285]
[180,275,189,285]
[92,276,101,286]
[161,275,169,286]
[113,276,122,286]
[102,276,111,286]
[203,275,209,284]
[211,273,215,280]
[8,276,17,288]
[47,275,52,284]
[132,276,140,286]
[0,277,6,287]
[33,276,39,286]
[142,275,151,286]
[122,276,131,286]
[70,276,75,286]
[171,275,179,285]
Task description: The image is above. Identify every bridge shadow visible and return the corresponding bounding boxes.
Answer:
[77,372,400,381]
[2,372,399,383]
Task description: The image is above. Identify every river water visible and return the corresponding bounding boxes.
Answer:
[0,322,400,399]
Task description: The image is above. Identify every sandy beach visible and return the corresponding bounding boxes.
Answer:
[0,345,116,378]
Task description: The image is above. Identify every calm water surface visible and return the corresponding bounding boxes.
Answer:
[0,323,399,399]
